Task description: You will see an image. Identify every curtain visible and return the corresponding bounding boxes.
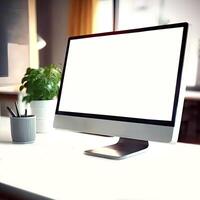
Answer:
[67,0,98,36]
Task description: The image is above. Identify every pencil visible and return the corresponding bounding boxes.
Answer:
[15,102,20,117]
[6,106,16,117]
[25,108,27,116]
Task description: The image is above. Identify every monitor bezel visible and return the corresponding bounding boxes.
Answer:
[56,22,188,127]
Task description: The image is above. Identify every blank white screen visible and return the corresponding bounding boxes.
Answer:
[59,27,184,121]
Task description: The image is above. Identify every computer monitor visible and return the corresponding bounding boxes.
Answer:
[54,22,188,159]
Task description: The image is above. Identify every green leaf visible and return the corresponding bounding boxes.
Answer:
[19,85,24,91]
[19,64,62,103]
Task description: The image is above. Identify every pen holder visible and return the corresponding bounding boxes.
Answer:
[10,115,36,144]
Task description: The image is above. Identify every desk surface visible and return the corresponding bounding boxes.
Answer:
[0,117,200,200]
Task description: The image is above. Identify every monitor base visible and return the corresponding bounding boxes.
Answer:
[84,137,149,160]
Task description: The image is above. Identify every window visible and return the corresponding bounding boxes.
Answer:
[94,0,113,33]
[116,0,200,86]
[95,0,200,86]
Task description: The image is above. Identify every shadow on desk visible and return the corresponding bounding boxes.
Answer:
[0,182,52,200]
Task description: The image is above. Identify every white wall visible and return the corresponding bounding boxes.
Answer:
[0,44,29,85]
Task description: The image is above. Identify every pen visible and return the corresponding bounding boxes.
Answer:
[15,102,20,117]
[6,106,16,117]
[25,108,27,116]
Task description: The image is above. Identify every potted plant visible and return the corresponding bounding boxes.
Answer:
[19,64,61,132]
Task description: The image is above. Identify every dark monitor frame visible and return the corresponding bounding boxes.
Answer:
[56,22,188,128]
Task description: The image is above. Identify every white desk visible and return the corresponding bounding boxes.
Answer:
[0,117,200,200]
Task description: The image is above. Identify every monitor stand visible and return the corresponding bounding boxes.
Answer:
[84,137,149,160]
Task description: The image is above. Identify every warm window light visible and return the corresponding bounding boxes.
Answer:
[93,0,113,33]
[37,35,46,50]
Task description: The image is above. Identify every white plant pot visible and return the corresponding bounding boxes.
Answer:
[30,100,57,133]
